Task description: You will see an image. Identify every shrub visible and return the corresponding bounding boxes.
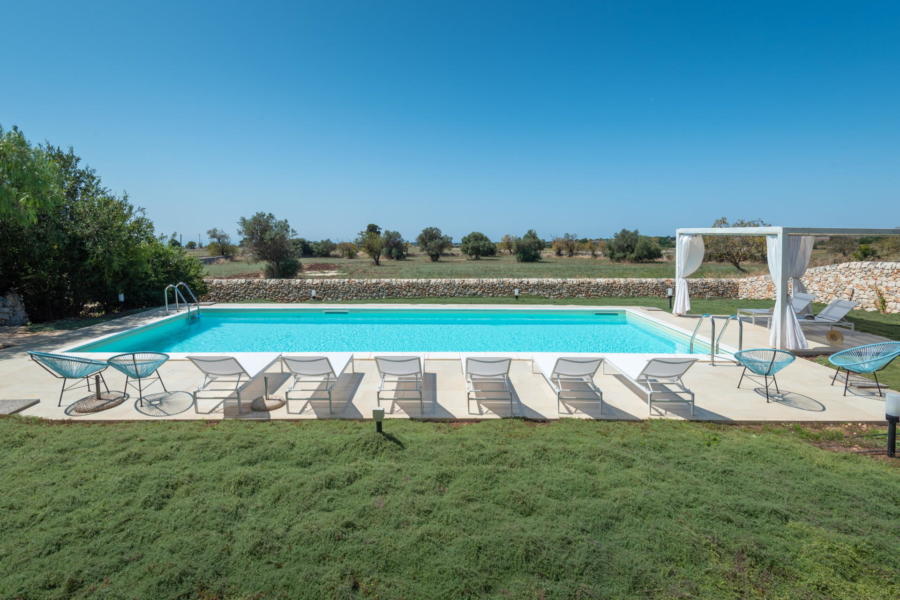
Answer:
[514,230,544,262]
[607,229,640,261]
[310,239,337,258]
[291,238,313,257]
[207,242,228,257]
[336,242,358,259]
[264,258,301,278]
[631,237,663,262]
[853,244,878,261]
[416,227,452,262]
[460,232,496,260]
[607,229,663,262]
[185,241,197,250]
[382,230,408,260]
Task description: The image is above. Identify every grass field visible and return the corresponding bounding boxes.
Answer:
[203,252,769,279]
[0,418,896,599]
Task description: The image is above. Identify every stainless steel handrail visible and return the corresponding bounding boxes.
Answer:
[164,282,200,318]
[688,313,744,365]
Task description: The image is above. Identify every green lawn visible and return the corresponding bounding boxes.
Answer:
[204,253,768,279]
[0,419,896,599]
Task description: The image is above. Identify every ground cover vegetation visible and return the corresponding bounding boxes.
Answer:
[0,418,896,599]
[0,126,205,321]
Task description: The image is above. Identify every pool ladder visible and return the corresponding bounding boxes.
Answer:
[164,282,200,319]
[688,314,743,365]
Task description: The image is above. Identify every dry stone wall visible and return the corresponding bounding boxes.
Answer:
[737,262,899,313]
[202,262,899,313]
[202,278,734,303]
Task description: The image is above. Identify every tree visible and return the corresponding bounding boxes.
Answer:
[0,125,63,226]
[382,230,408,260]
[499,234,515,255]
[356,227,385,265]
[607,229,640,261]
[0,136,205,321]
[310,239,337,257]
[460,231,497,260]
[704,217,769,272]
[551,233,578,257]
[416,227,452,262]
[514,230,544,262]
[185,240,197,250]
[167,233,181,248]
[206,228,235,257]
[336,242,358,259]
[631,237,663,262]
[578,239,599,258]
[237,212,298,278]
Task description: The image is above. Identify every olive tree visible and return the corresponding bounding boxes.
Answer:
[237,212,299,278]
[356,224,385,265]
[460,231,496,259]
[514,230,544,262]
[704,217,769,272]
[416,227,452,262]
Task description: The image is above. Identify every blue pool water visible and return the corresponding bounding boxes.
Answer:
[73,309,702,354]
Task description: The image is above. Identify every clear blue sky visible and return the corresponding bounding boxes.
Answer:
[3,0,899,243]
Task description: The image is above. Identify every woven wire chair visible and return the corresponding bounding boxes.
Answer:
[828,342,900,396]
[734,349,796,402]
[107,352,169,406]
[28,351,110,406]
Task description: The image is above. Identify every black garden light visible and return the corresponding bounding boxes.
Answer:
[373,408,385,433]
[666,287,674,310]
[514,288,520,301]
[886,392,899,458]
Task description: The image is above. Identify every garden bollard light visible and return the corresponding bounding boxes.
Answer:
[373,408,384,433]
[886,392,899,458]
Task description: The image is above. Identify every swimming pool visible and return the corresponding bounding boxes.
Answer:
[71,308,707,354]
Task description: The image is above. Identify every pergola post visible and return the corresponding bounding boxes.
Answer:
[772,230,791,349]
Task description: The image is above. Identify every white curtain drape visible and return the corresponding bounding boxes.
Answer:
[767,236,808,350]
[787,236,815,314]
[673,234,705,315]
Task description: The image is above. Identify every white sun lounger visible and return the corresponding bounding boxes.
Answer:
[737,293,816,325]
[799,299,857,330]
[187,353,280,413]
[462,356,513,416]
[375,356,425,414]
[280,353,354,415]
[607,355,697,416]
[533,355,603,414]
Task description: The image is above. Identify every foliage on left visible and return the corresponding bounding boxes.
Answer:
[0,126,206,322]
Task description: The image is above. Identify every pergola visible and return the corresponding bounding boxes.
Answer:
[673,227,900,350]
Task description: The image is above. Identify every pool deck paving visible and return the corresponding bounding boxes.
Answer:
[0,304,892,423]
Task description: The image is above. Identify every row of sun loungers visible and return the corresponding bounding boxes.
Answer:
[34,350,701,417]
